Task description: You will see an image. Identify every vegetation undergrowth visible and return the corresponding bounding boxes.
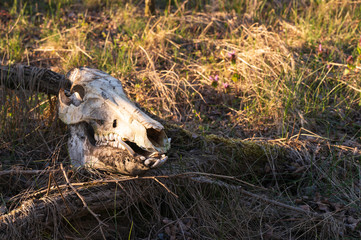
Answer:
[1,0,361,239]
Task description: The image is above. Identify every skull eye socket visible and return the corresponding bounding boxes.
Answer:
[59,89,72,106]
[71,84,85,99]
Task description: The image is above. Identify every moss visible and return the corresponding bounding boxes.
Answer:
[204,134,287,178]
[165,123,288,179]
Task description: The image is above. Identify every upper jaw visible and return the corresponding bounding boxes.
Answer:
[93,131,167,156]
[88,112,171,155]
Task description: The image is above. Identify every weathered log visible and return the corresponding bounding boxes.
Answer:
[0,64,71,95]
[0,180,161,239]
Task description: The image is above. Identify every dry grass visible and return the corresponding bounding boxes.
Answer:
[1,0,361,239]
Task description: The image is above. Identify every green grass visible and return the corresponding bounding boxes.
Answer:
[1,0,361,239]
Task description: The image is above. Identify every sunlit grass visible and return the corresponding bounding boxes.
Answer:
[1,0,360,154]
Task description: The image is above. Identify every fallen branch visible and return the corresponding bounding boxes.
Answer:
[0,64,71,94]
[0,178,160,239]
[0,170,349,239]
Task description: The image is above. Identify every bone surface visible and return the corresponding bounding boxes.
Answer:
[58,67,170,175]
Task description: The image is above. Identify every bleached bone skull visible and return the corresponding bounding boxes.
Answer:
[58,67,170,175]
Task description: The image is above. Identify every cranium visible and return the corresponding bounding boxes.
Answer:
[58,67,170,175]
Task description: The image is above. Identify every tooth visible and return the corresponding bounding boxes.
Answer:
[109,133,114,140]
[144,159,152,166]
[118,139,135,156]
[94,134,99,141]
[151,156,168,168]
[150,159,160,168]
[116,142,122,149]
[140,156,146,160]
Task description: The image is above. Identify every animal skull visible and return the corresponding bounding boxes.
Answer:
[58,67,170,175]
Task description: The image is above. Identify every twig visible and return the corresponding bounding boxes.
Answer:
[7,10,22,34]
[34,48,73,52]
[26,171,269,198]
[139,45,156,71]
[152,177,178,198]
[75,44,93,60]
[328,62,361,70]
[337,78,361,93]
[46,172,52,196]
[172,0,189,16]
[60,164,108,240]
[50,172,72,214]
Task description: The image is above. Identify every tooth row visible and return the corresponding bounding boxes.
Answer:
[94,132,126,150]
[94,133,123,142]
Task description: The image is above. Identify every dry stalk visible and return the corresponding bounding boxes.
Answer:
[152,177,178,198]
[50,172,72,214]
